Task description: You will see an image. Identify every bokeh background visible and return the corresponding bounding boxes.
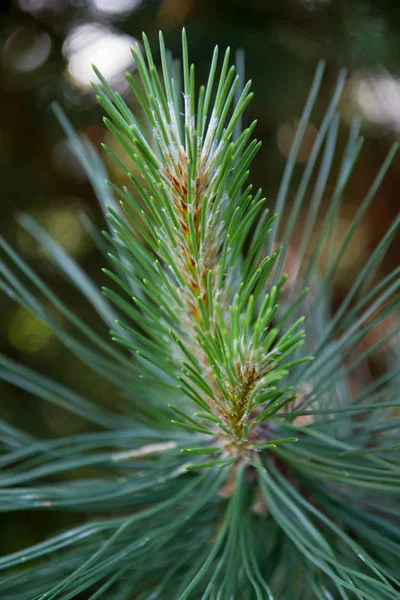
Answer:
[0,0,399,578]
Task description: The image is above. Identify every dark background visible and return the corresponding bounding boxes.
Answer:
[0,0,399,571]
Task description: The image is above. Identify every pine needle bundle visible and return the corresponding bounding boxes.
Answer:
[0,30,399,599]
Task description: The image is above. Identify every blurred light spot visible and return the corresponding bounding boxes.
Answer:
[63,23,136,92]
[3,27,51,72]
[91,0,141,16]
[43,202,92,257]
[277,121,318,163]
[52,139,88,183]
[9,308,52,354]
[17,201,92,259]
[351,74,400,132]
[18,0,66,14]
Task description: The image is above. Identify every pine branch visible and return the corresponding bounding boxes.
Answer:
[0,28,399,600]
